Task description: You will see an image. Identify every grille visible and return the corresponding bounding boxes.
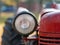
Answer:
[40,36,60,45]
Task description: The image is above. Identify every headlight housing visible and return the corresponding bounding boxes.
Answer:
[12,12,38,36]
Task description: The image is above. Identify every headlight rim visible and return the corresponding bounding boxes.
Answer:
[12,12,38,36]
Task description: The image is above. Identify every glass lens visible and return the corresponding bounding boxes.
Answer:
[15,14,35,34]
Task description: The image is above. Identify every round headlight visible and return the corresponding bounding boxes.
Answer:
[13,12,38,35]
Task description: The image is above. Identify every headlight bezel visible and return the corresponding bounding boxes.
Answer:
[12,12,38,36]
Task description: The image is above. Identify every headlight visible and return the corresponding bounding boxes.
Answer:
[12,12,38,35]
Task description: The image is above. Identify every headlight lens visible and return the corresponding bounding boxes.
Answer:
[13,13,37,35]
[20,19,30,29]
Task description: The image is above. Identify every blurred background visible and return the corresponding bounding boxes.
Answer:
[0,0,60,45]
